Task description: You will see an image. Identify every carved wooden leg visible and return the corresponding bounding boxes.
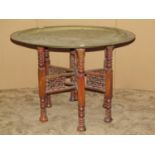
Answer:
[103,46,113,123]
[45,49,52,108]
[70,49,78,101]
[37,47,48,122]
[76,48,86,131]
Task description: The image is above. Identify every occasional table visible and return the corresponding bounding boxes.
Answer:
[11,26,135,131]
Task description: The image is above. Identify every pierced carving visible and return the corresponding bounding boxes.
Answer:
[86,69,105,92]
[46,76,66,91]
[46,65,76,93]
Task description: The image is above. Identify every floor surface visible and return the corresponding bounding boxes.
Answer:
[0,88,155,135]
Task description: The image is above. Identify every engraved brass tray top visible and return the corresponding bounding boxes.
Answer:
[11,26,135,49]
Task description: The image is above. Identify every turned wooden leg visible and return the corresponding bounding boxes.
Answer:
[76,48,86,131]
[103,46,113,123]
[70,49,78,101]
[45,49,52,108]
[37,47,48,122]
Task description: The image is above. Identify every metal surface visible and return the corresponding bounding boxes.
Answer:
[11,26,135,49]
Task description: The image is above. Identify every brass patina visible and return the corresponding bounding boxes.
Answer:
[11,26,135,48]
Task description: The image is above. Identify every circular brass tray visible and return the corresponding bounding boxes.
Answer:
[11,26,135,49]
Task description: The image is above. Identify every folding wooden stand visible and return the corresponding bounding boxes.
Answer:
[37,46,114,132]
